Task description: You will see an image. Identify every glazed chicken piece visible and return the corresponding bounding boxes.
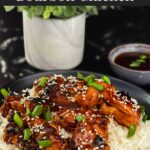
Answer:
[33,76,101,109]
[97,81,141,127]
[0,74,143,150]
[100,102,140,127]
[0,95,25,117]
[72,122,110,150]
[33,75,141,127]
[4,114,67,150]
[4,122,20,147]
[53,109,110,149]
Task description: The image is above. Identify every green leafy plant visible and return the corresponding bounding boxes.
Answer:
[4,6,98,19]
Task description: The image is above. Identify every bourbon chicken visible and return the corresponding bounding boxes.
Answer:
[0,73,142,150]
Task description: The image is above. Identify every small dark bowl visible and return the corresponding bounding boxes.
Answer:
[108,43,150,85]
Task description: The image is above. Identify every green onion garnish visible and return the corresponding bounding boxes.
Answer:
[140,106,148,122]
[129,54,147,68]
[127,124,136,138]
[101,75,111,84]
[0,88,9,97]
[77,72,84,80]
[32,105,43,117]
[142,114,148,122]
[77,72,95,83]
[37,140,51,148]
[38,77,48,87]
[140,106,145,116]
[129,61,140,67]
[84,74,95,83]
[88,82,104,91]
[26,107,31,116]
[44,107,52,121]
[75,114,84,123]
[77,72,104,91]
[23,128,31,141]
[139,54,147,60]
[136,59,146,63]
[13,112,23,128]
[19,147,23,150]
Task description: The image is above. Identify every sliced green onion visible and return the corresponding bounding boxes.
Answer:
[75,114,84,123]
[88,82,104,91]
[1,88,9,97]
[139,54,147,60]
[32,105,43,117]
[84,74,95,83]
[44,107,52,121]
[0,120,3,125]
[140,106,148,122]
[38,77,48,87]
[8,87,11,93]
[129,61,140,68]
[77,72,84,80]
[19,147,23,150]
[129,54,147,68]
[77,72,95,83]
[142,114,148,122]
[140,106,145,116]
[136,59,146,63]
[23,128,31,141]
[77,73,104,91]
[26,107,31,115]
[101,75,111,84]
[13,113,23,128]
[37,140,51,148]
[127,124,136,138]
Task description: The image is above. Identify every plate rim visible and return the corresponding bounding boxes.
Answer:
[1,69,149,96]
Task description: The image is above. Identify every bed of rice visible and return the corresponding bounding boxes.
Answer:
[108,119,150,150]
[0,87,150,150]
[0,114,150,150]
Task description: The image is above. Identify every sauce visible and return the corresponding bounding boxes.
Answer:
[115,52,150,71]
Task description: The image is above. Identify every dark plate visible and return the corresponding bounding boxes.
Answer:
[1,70,150,116]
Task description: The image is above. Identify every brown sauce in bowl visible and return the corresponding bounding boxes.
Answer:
[115,52,150,71]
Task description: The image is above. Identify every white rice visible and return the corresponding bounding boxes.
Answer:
[0,86,150,150]
[0,114,150,150]
[0,115,17,150]
[108,119,150,150]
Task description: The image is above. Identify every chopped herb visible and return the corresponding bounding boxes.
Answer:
[8,87,11,93]
[77,72,84,80]
[26,107,31,116]
[101,75,111,84]
[129,54,147,68]
[129,61,140,67]
[23,128,31,141]
[38,77,48,87]
[77,73,104,91]
[84,74,95,83]
[13,112,23,128]
[44,107,52,121]
[37,140,51,148]
[140,106,145,116]
[88,82,104,91]
[77,72,95,83]
[0,120,3,125]
[140,106,148,122]
[32,105,43,117]
[0,88,9,97]
[136,59,146,63]
[142,114,148,122]
[139,54,147,60]
[127,124,136,138]
[75,114,84,123]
